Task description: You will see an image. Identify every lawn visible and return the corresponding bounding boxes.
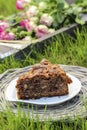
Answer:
[0,0,17,16]
[0,28,87,73]
[0,0,87,130]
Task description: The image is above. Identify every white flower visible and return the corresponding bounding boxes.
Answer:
[40,13,54,27]
[26,6,39,18]
[25,0,31,2]
[39,2,47,11]
[35,25,49,38]
[30,17,39,23]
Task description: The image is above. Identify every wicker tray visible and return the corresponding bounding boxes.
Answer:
[0,65,87,121]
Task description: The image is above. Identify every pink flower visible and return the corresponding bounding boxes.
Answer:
[8,32,15,40]
[16,0,31,10]
[20,19,29,28]
[20,19,36,31]
[0,31,15,40]
[35,25,49,38]
[0,32,5,40]
[0,31,9,40]
[0,26,4,32]
[0,20,9,32]
[26,6,39,18]
[25,21,36,31]
[40,14,54,27]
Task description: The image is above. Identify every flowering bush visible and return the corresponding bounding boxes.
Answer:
[0,0,86,41]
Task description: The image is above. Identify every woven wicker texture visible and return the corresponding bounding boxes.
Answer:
[0,65,87,121]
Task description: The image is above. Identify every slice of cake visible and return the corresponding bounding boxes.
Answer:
[16,59,72,99]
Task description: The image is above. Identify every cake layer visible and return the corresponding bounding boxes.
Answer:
[16,59,72,99]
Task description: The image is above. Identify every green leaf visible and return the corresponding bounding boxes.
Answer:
[75,16,85,25]
[64,1,69,9]
[56,0,69,9]
[56,12,65,23]
[52,12,64,28]
[57,2,64,9]
[65,8,73,15]
[75,0,83,4]
[72,6,82,15]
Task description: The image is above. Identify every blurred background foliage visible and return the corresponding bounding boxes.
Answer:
[0,0,17,16]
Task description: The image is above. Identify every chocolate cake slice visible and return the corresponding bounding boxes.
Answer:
[16,59,72,99]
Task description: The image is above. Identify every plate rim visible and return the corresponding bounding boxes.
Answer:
[5,73,81,106]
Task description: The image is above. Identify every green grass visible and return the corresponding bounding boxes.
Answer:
[0,106,87,130]
[0,27,87,74]
[0,0,17,16]
[0,1,87,130]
